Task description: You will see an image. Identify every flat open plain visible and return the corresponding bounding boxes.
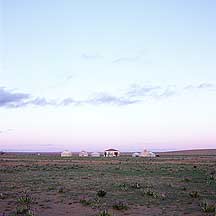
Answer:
[0,151,216,216]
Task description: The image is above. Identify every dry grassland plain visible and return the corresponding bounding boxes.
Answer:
[0,151,216,216]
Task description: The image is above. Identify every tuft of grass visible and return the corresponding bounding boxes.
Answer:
[117,183,128,191]
[97,210,112,216]
[79,197,93,206]
[0,193,6,200]
[112,200,128,210]
[189,191,199,198]
[183,177,191,182]
[17,192,33,208]
[58,186,65,193]
[15,207,34,216]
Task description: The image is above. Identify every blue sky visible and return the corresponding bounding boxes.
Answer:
[0,0,216,152]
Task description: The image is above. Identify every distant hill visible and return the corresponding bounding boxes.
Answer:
[158,149,216,156]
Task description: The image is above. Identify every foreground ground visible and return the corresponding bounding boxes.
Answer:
[0,151,216,216]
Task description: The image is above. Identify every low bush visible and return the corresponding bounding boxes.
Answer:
[97,190,107,198]
[200,200,215,213]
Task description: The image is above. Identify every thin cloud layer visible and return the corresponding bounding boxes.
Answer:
[0,83,215,109]
[81,54,103,60]
[112,56,139,63]
[184,83,216,90]
[127,84,176,99]
[87,93,139,106]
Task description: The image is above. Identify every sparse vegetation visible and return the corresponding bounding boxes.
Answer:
[0,153,216,215]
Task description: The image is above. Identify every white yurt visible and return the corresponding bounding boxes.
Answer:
[139,149,156,157]
[91,152,100,157]
[132,152,140,157]
[61,150,72,157]
[79,150,88,157]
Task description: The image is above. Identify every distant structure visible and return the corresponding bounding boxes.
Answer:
[139,149,156,157]
[91,152,100,157]
[79,150,88,157]
[61,150,72,157]
[104,149,120,157]
[132,152,140,157]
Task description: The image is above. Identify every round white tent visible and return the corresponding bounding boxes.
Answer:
[132,152,140,157]
[61,150,72,157]
[139,149,156,157]
[91,152,100,157]
[79,150,88,157]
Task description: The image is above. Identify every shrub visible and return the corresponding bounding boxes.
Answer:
[97,190,107,198]
[200,200,215,213]
[112,200,128,210]
[143,189,160,198]
[131,182,141,189]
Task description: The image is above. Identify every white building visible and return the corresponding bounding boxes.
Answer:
[79,150,88,157]
[91,152,100,157]
[61,150,72,157]
[139,149,156,157]
[104,149,120,157]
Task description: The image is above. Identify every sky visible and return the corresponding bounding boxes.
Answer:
[0,0,216,152]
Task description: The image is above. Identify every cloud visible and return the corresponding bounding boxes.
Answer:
[66,75,74,80]
[127,84,161,97]
[126,84,177,100]
[0,87,30,107]
[81,54,103,60]
[60,98,79,106]
[0,128,14,134]
[184,83,216,90]
[112,56,139,63]
[87,93,139,106]
[1,82,215,109]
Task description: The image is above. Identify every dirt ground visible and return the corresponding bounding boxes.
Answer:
[0,152,216,216]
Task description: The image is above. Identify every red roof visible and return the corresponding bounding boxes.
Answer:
[105,148,119,151]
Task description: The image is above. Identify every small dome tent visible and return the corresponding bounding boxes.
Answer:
[91,152,100,157]
[139,149,156,157]
[61,150,72,157]
[132,152,140,157]
[79,150,88,157]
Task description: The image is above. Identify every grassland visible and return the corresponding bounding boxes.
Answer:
[0,152,216,216]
